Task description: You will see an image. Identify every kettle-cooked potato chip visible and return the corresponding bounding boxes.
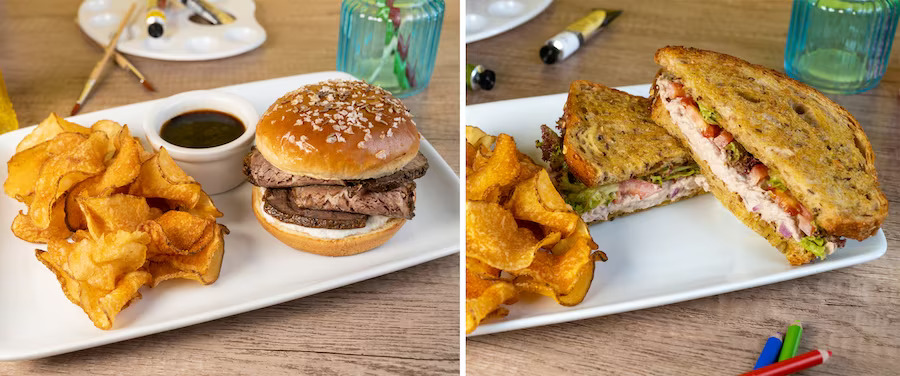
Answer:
[464,128,606,333]
[141,210,216,256]
[145,225,224,287]
[128,148,202,209]
[465,268,517,334]
[466,257,500,279]
[11,198,71,243]
[465,125,496,152]
[66,231,150,291]
[466,134,520,201]
[8,115,228,330]
[35,231,152,330]
[148,224,225,285]
[87,126,144,196]
[514,261,595,306]
[466,201,562,270]
[4,132,89,203]
[90,120,124,158]
[506,170,580,237]
[80,194,151,238]
[29,131,109,228]
[187,191,224,220]
[15,113,90,153]
[510,235,595,296]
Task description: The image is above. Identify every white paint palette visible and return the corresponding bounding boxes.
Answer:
[466,0,552,43]
[77,0,266,61]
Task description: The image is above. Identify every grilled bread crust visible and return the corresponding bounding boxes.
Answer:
[561,80,693,187]
[654,46,887,240]
[650,91,816,265]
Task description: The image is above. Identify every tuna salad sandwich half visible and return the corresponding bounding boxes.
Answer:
[538,80,708,224]
[650,46,888,265]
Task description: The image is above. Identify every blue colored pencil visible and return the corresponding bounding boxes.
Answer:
[754,332,784,369]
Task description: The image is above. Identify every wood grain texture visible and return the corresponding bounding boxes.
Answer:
[0,0,459,374]
[466,1,900,375]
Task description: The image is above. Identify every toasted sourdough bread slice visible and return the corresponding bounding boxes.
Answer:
[652,46,887,241]
[561,80,694,187]
[651,93,814,265]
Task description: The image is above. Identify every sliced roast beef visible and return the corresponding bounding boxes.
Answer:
[362,153,428,192]
[290,182,415,219]
[263,188,368,229]
[244,148,428,192]
[244,150,336,188]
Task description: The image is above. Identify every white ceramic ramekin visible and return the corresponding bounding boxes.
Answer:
[143,90,258,195]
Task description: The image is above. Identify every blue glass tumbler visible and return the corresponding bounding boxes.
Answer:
[337,0,445,98]
[785,0,900,94]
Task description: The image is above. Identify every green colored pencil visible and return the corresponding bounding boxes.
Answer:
[778,320,803,361]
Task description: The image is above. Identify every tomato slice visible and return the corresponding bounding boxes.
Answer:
[774,189,801,216]
[618,179,661,199]
[670,81,687,98]
[749,164,769,185]
[702,124,722,139]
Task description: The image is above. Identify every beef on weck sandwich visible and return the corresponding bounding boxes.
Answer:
[539,80,708,223]
[650,46,888,265]
[244,80,428,256]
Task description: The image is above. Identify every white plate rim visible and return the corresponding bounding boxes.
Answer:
[464,85,888,336]
[0,71,460,360]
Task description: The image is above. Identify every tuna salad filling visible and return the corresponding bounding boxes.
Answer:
[577,175,707,223]
[656,75,845,258]
[537,125,708,223]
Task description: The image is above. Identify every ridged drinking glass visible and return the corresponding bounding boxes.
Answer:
[785,0,900,94]
[337,0,445,98]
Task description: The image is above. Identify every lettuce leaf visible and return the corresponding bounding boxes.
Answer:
[800,236,827,259]
[725,142,744,163]
[557,174,618,214]
[643,164,701,186]
[698,103,720,125]
[768,174,787,191]
[536,125,565,171]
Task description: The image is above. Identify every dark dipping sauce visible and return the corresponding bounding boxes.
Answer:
[160,110,245,148]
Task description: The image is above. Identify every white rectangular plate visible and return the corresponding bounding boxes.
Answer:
[466,84,887,336]
[0,71,460,360]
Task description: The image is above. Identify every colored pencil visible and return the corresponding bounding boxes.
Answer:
[71,3,136,115]
[754,332,783,369]
[778,320,803,361]
[741,349,831,376]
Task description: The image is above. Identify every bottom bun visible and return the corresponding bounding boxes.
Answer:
[252,186,406,256]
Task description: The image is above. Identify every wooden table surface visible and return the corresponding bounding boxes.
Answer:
[0,0,459,374]
[466,1,900,375]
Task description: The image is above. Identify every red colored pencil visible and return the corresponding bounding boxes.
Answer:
[740,349,832,376]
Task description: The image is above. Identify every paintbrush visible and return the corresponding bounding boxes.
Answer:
[84,31,155,92]
[71,3,137,116]
[112,52,156,92]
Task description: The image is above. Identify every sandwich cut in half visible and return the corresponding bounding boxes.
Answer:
[539,80,708,224]
[650,46,888,265]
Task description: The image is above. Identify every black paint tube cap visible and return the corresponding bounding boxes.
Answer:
[540,45,560,64]
[477,70,496,90]
[148,23,164,38]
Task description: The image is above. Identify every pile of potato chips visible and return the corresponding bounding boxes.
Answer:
[4,113,226,330]
[465,126,606,334]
